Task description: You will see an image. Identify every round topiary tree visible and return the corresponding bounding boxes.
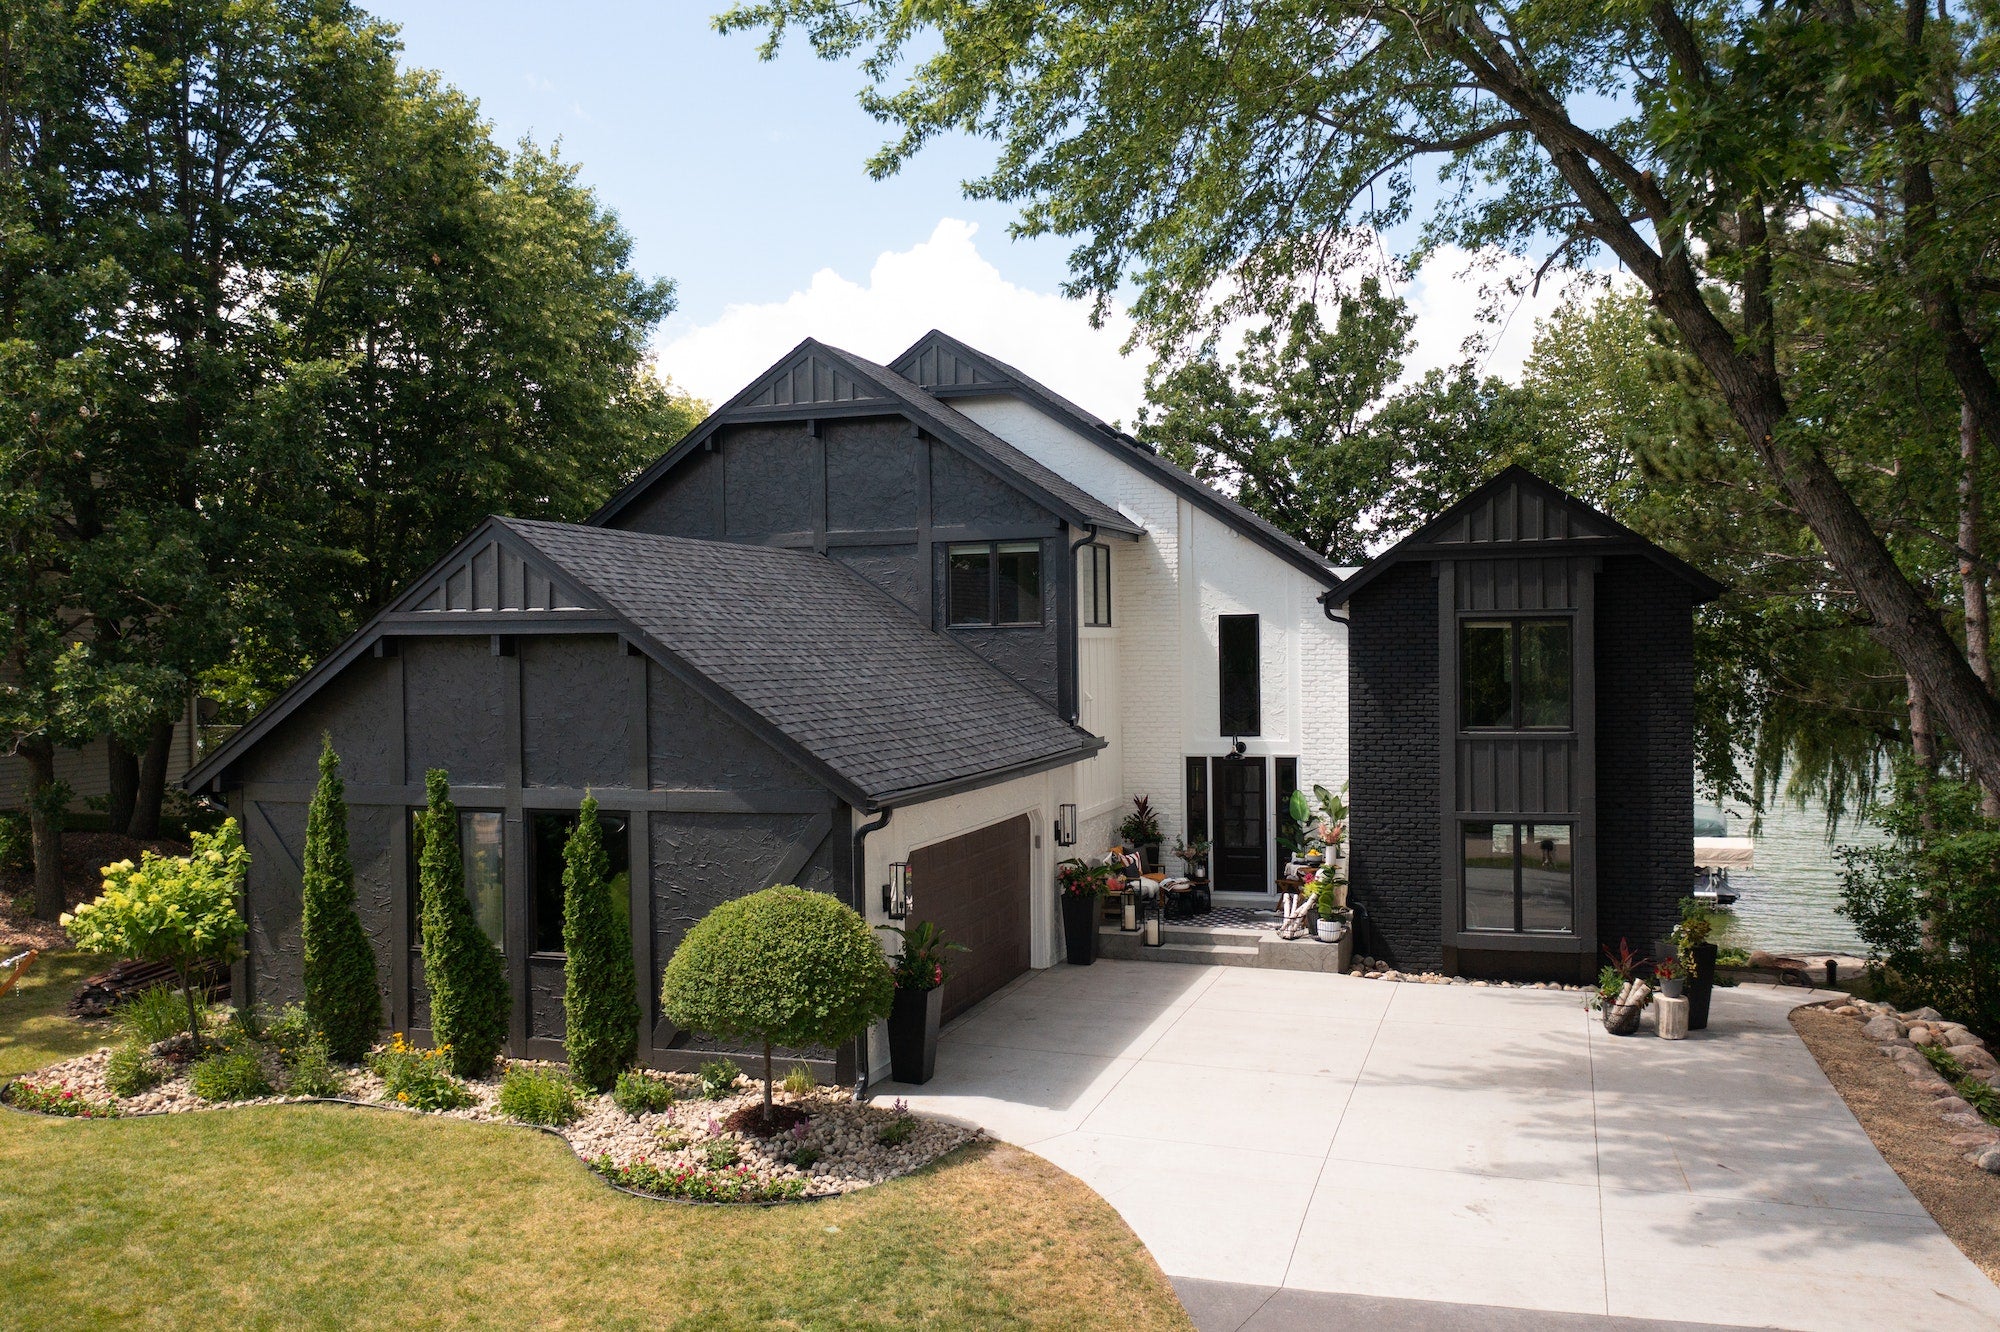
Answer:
[661,885,893,1123]
[561,793,638,1090]
[301,736,381,1061]
[417,769,510,1078]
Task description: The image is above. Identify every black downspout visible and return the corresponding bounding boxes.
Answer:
[1066,524,1099,724]
[850,807,891,1099]
[1319,588,1349,624]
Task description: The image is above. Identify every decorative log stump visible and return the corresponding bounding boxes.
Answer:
[1654,995,1690,1040]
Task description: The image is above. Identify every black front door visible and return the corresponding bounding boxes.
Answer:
[1213,756,1268,892]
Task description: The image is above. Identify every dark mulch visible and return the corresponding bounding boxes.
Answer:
[723,1101,812,1138]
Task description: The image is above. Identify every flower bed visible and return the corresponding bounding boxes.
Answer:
[4,1032,976,1202]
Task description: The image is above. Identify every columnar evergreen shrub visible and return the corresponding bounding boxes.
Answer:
[661,885,894,1123]
[562,794,638,1090]
[417,770,510,1077]
[301,737,381,1061]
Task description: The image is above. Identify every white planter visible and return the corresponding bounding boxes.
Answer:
[1316,918,1344,942]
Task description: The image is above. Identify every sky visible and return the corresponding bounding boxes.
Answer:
[372,2,1593,424]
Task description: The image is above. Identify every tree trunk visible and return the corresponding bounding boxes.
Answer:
[762,1039,774,1122]
[106,734,139,834]
[179,963,204,1054]
[1958,399,2000,818]
[21,738,64,921]
[127,715,174,838]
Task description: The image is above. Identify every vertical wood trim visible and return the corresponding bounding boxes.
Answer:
[1437,561,1459,959]
[627,648,649,791]
[1574,557,1600,968]
[390,802,410,1034]
[630,810,653,1063]
[811,426,829,555]
[502,650,529,1054]
[917,435,934,625]
[229,789,252,1012]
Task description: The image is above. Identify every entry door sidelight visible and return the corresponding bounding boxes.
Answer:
[1213,756,1268,893]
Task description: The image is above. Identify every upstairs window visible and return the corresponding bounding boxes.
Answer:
[947,541,1043,626]
[1460,617,1571,730]
[1218,614,1261,735]
[1079,542,1112,627]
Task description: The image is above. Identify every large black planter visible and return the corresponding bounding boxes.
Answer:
[1061,893,1100,965]
[888,985,943,1085]
[1688,941,1719,1031]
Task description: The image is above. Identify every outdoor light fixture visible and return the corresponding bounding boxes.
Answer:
[882,861,913,920]
[1141,885,1166,948]
[1230,737,1247,757]
[1121,888,1140,933]
[1055,803,1078,847]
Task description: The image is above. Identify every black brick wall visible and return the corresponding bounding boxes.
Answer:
[1594,555,1696,958]
[1349,562,1443,969]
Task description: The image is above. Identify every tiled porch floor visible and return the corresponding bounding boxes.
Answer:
[881,961,2000,1332]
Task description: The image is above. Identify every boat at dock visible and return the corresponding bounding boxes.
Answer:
[1694,804,1752,907]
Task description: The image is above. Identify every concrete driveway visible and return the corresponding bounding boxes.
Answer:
[882,960,2000,1332]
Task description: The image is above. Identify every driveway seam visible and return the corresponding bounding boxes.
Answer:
[1276,974,1401,1290]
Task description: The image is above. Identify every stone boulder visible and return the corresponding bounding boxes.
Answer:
[1908,1025,1937,1047]
[1862,1015,1908,1043]
[1974,1146,2000,1176]
[1901,1006,1947,1025]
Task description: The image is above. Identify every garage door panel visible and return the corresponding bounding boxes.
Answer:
[910,814,1031,1022]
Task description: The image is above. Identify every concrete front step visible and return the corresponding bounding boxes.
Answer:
[1096,925,1351,973]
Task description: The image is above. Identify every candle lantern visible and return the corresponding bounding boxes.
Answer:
[1141,883,1166,947]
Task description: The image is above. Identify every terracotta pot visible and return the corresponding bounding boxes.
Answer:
[887,985,943,1085]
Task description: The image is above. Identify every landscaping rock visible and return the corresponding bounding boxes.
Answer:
[1862,1015,1907,1042]
[1974,1146,2000,1175]
[1833,1005,1863,1017]
[1953,1046,1999,1074]
[1907,1025,1937,1047]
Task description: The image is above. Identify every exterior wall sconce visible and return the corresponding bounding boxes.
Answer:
[1055,803,1078,847]
[882,862,913,920]
[1229,737,1247,757]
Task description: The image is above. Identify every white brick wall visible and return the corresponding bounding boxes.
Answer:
[955,396,1348,874]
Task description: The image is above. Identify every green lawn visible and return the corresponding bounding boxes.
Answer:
[0,955,1189,1330]
[0,951,113,1078]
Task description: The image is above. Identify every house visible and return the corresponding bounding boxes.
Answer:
[182,332,1712,1083]
[1328,466,1723,981]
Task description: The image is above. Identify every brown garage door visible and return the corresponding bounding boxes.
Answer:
[909,815,1032,1023]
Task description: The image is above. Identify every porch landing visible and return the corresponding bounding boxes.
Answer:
[1096,909,1349,973]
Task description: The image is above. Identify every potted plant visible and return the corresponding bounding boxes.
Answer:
[1654,954,1685,999]
[1672,898,1719,1030]
[1057,858,1110,965]
[1310,783,1349,859]
[1172,837,1211,882]
[877,921,965,1085]
[1118,796,1165,873]
[1308,866,1349,940]
[1590,938,1653,1035]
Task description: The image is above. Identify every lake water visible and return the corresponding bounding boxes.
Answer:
[1706,794,1887,955]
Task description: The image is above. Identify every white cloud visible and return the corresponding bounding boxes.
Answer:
[653,219,1624,421]
[655,219,1149,424]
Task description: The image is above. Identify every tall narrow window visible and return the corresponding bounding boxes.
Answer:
[946,541,1043,626]
[529,810,632,954]
[1218,614,1261,735]
[1461,821,1574,934]
[1185,756,1210,844]
[1274,756,1300,855]
[1079,542,1112,627]
[408,808,506,949]
[1460,617,1571,730]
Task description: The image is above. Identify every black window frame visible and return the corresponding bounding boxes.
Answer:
[1185,756,1210,844]
[1218,613,1261,736]
[528,808,632,957]
[1079,542,1112,627]
[1459,819,1576,936]
[1458,614,1573,732]
[945,540,1045,627]
[407,806,507,951]
[1274,756,1300,853]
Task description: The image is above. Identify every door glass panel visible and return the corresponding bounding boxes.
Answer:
[1519,621,1572,727]
[1462,822,1516,931]
[1520,824,1574,932]
[462,812,505,947]
[1460,622,1513,728]
[1214,757,1267,892]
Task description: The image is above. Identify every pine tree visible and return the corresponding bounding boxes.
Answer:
[417,769,509,1077]
[561,793,639,1090]
[301,736,382,1061]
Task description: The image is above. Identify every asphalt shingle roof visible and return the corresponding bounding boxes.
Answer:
[500,518,1102,806]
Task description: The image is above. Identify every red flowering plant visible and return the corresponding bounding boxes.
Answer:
[877,921,966,992]
[1056,857,1112,899]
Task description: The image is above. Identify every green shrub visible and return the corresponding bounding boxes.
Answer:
[369,1034,473,1111]
[702,1138,741,1169]
[190,1049,274,1101]
[876,1115,915,1146]
[1957,1077,2000,1126]
[105,1044,167,1097]
[612,1070,677,1116]
[266,1003,315,1049]
[497,1065,582,1126]
[698,1057,741,1099]
[118,984,194,1048]
[561,794,640,1091]
[0,810,31,875]
[416,771,510,1078]
[781,1064,816,1096]
[301,738,382,1062]
[64,821,250,1053]
[661,886,893,1124]
[281,1032,349,1099]
[788,1146,821,1170]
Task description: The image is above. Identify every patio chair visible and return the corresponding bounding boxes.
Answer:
[0,948,39,1001]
